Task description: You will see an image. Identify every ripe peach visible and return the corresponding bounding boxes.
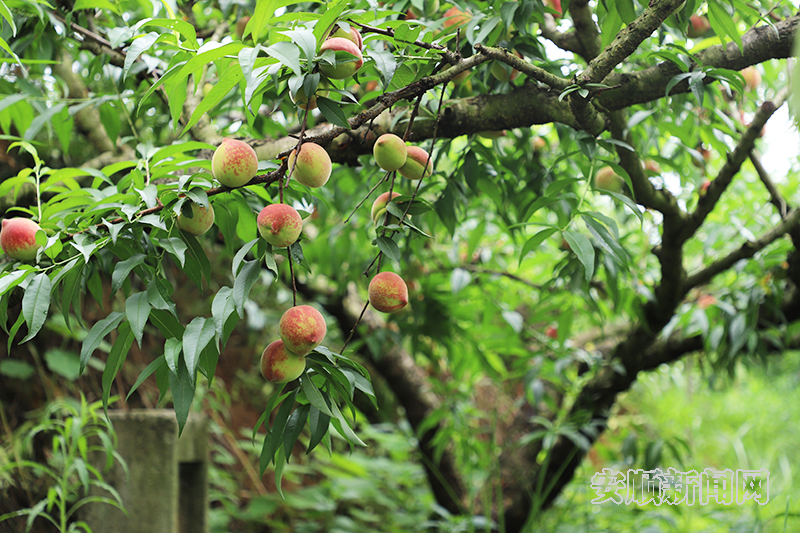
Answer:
[1,218,42,261]
[328,23,363,49]
[544,0,562,18]
[279,305,327,356]
[398,145,433,180]
[373,133,408,172]
[177,200,215,236]
[687,15,710,38]
[368,272,409,313]
[261,339,305,383]
[371,191,402,225]
[594,166,623,193]
[443,6,470,30]
[287,143,332,188]
[257,204,303,248]
[545,325,558,339]
[211,138,259,188]
[741,66,761,92]
[319,37,364,79]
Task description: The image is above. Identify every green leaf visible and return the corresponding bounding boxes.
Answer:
[260,389,298,474]
[316,97,351,129]
[125,292,151,348]
[111,254,145,296]
[164,337,181,374]
[283,403,310,460]
[0,0,17,36]
[21,272,51,343]
[138,18,199,49]
[519,227,558,265]
[0,269,31,297]
[123,32,159,80]
[708,2,743,53]
[126,355,166,401]
[563,230,595,281]
[182,317,216,387]
[149,309,185,339]
[181,62,243,135]
[182,232,212,289]
[102,321,134,414]
[375,236,401,264]
[80,312,125,373]
[232,260,260,317]
[306,406,330,454]
[156,237,187,267]
[265,41,301,75]
[211,286,239,346]
[301,376,333,417]
[168,357,195,436]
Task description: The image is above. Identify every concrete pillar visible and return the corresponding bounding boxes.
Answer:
[83,410,209,533]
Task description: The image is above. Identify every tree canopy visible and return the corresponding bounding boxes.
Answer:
[1,0,799,530]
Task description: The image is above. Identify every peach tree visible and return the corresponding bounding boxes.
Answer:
[1,0,799,528]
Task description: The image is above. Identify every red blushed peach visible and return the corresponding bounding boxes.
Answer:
[319,37,363,79]
[1,218,43,261]
[257,204,303,248]
[373,133,408,172]
[328,23,363,49]
[687,15,710,39]
[211,138,259,188]
[594,166,623,193]
[176,201,215,236]
[279,305,327,356]
[261,339,305,383]
[741,66,761,92]
[287,143,332,188]
[443,6,470,29]
[371,191,402,225]
[368,271,409,313]
[398,145,433,180]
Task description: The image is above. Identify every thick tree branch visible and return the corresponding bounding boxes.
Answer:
[569,0,602,61]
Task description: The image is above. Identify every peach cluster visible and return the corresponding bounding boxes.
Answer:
[261,305,327,383]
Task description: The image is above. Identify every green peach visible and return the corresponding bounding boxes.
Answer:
[398,145,433,180]
[594,166,623,193]
[369,272,409,313]
[257,204,303,248]
[279,305,327,356]
[287,143,332,188]
[261,340,305,383]
[176,201,215,236]
[373,133,408,172]
[0,218,42,261]
[211,138,258,188]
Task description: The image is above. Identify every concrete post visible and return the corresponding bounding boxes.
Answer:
[83,410,209,533]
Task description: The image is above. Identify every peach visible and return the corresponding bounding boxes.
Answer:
[279,305,327,356]
[211,138,258,188]
[594,166,623,193]
[235,16,250,40]
[443,6,470,30]
[287,143,332,188]
[257,203,303,248]
[261,339,305,383]
[741,66,761,92]
[176,200,215,236]
[318,37,363,79]
[545,325,558,339]
[398,145,433,180]
[368,272,409,313]
[290,81,330,111]
[371,191,402,225]
[373,133,408,171]
[1,218,42,261]
[687,15,710,38]
[544,0,562,17]
[328,23,362,49]
[643,159,662,174]
[490,50,523,82]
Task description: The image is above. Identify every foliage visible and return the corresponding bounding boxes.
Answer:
[0,0,798,529]
[0,395,126,533]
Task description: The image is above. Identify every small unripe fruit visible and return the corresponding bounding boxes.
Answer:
[287,143,332,188]
[261,340,305,383]
[741,66,761,92]
[319,38,364,79]
[257,204,303,247]
[371,191,402,225]
[594,166,623,193]
[290,81,330,111]
[1,218,43,261]
[279,305,327,356]
[177,201,215,236]
[236,16,250,40]
[212,138,258,188]
[373,134,408,171]
[369,272,409,313]
[687,15,710,39]
[328,24,363,49]
[398,146,433,180]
